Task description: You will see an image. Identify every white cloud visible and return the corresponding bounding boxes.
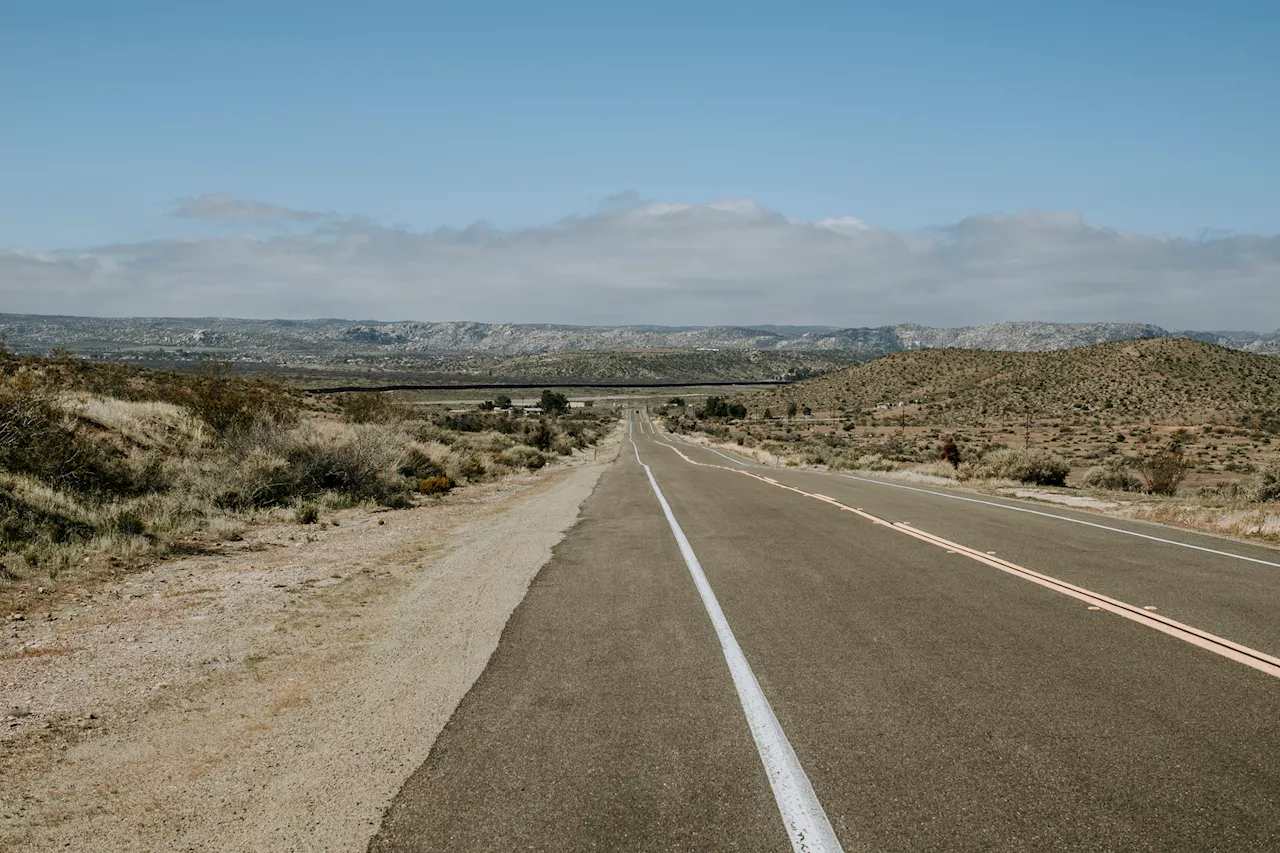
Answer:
[169,193,328,223]
[4,196,1278,330]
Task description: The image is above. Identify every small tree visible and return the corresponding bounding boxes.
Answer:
[539,389,570,415]
[494,394,512,409]
[786,401,799,419]
[1140,444,1190,496]
[940,438,961,468]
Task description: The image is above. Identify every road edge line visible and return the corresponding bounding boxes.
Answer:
[630,422,845,853]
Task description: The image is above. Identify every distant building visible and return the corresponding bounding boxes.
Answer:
[569,401,587,409]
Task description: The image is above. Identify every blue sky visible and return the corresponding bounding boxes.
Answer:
[2,1,1278,327]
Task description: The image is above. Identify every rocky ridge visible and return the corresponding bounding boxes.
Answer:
[1,314,1276,363]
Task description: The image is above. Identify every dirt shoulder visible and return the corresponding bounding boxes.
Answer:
[1,435,620,852]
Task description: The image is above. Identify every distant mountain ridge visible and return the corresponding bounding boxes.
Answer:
[1,314,1277,362]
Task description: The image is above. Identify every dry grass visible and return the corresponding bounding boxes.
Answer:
[745,337,1280,431]
[1,349,613,609]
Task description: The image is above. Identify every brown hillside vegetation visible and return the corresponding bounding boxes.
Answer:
[0,347,610,611]
[750,338,1280,429]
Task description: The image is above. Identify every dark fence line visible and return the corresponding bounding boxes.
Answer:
[306,379,791,394]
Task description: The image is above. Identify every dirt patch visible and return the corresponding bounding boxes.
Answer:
[1008,489,1121,510]
[1,433,620,852]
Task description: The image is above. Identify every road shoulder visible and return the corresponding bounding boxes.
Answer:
[2,444,616,853]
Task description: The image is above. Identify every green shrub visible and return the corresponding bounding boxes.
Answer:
[976,448,1070,486]
[296,504,319,524]
[539,390,570,415]
[380,493,414,510]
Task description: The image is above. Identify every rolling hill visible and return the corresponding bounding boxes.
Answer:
[748,338,1280,429]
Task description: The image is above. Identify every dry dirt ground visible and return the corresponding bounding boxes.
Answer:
[1,435,620,852]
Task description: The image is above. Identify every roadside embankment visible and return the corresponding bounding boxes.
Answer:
[2,433,619,852]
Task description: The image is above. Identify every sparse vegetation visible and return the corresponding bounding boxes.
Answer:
[967,448,1070,487]
[0,347,611,603]
[1138,444,1192,496]
[1255,464,1280,503]
[1081,459,1142,492]
[663,336,1280,545]
[699,396,748,419]
[417,476,455,496]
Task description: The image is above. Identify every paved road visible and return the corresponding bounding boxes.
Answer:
[370,411,1280,852]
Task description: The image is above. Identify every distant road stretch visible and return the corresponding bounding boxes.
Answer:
[369,410,1280,852]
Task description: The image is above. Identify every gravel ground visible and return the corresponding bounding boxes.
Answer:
[1,435,618,852]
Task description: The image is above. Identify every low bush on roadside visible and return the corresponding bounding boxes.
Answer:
[418,475,455,496]
[1253,463,1280,502]
[380,493,414,509]
[295,503,320,525]
[1081,459,1142,492]
[914,461,960,480]
[970,448,1070,486]
[852,453,899,472]
[502,445,548,470]
[1139,445,1191,496]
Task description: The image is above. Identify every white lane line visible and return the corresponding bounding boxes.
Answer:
[650,437,1280,680]
[651,424,1280,571]
[835,474,1280,570]
[630,430,844,853]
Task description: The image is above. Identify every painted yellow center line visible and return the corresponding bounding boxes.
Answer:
[650,434,1280,681]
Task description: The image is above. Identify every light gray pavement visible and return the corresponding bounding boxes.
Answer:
[370,411,1280,852]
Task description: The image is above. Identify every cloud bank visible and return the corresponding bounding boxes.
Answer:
[4,196,1277,329]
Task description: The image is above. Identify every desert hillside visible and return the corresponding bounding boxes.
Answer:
[750,338,1280,429]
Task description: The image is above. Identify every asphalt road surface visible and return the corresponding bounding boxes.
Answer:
[369,411,1280,852]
